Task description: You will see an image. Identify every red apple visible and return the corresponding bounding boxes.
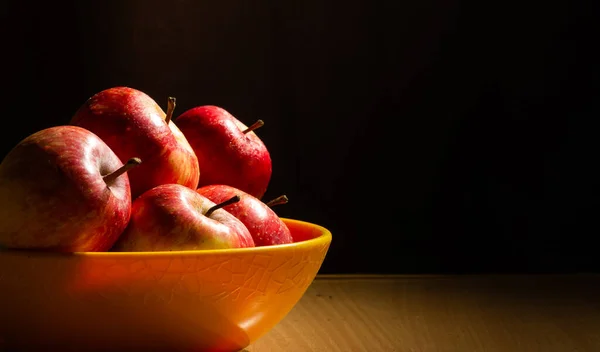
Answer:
[0,126,141,252]
[175,105,272,199]
[70,87,200,199]
[196,184,293,246]
[111,183,255,251]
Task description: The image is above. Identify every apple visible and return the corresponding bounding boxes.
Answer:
[70,87,200,199]
[111,183,255,252]
[175,105,272,199]
[0,125,141,252]
[196,184,293,246]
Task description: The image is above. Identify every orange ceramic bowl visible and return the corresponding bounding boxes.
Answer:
[0,218,331,352]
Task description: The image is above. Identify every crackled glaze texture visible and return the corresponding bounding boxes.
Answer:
[0,218,331,352]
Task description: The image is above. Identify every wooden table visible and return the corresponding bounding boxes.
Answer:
[246,274,600,352]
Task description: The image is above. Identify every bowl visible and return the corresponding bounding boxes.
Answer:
[0,218,331,352]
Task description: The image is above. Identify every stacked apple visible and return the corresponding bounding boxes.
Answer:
[0,86,293,253]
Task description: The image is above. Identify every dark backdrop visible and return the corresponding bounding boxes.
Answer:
[1,1,598,274]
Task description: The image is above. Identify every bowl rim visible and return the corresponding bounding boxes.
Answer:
[0,218,332,257]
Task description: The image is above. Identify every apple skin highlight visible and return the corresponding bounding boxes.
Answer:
[176,105,272,199]
[0,126,133,252]
[197,184,293,246]
[112,184,255,252]
[71,87,200,199]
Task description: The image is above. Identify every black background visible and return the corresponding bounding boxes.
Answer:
[1,1,598,274]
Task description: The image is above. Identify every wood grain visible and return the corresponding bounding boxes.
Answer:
[246,274,600,352]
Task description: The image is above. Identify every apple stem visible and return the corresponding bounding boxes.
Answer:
[242,120,264,134]
[265,195,289,208]
[103,157,142,184]
[165,97,176,124]
[205,195,241,217]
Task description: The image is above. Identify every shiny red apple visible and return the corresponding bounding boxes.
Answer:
[70,87,200,199]
[0,125,141,252]
[111,183,255,251]
[175,105,272,199]
[196,184,293,246]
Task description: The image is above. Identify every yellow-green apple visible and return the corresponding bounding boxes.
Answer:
[70,87,200,199]
[196,184,293,246]
[111,183,255,251]
[175,105,272,199]
[0,125,141,252]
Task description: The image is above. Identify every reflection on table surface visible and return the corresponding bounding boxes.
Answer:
[247,274,600,352]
